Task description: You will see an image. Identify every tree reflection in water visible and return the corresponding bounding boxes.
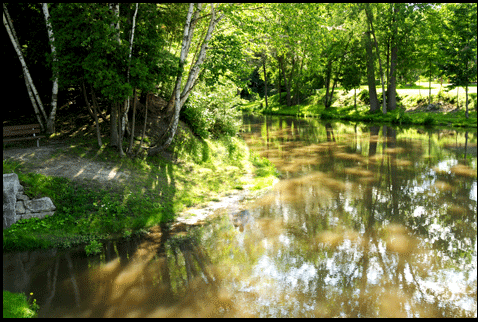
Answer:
[3,115,476,318]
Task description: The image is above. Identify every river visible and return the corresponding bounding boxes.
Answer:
[3,114,477,317]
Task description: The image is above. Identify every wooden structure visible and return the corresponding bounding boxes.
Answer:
[3,124,45,147]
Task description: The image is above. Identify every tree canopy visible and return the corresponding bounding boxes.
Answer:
[4,3,477,156]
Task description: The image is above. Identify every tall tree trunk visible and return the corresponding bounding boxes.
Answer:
[139,93,149,154]
[180,4,223,107]
[128,89,137,154]
[293,56,304,105]
[42,3,59,134]
[81,81,102,147]
[365,3,387,114]
[363,31,379,112]
[354,87,357,110]
[148,3,195,157]
[387,5,398,112]
[457,87,459,109]
[118,101,125,156]
[465,84,468,119]
[279,55,293,107]
[91,88,107,123]
[109,3,124,155]
[4,5,47,130]
[387,43,398,111]
[22,71,44,129]
[330,78,338,108]
[121,2,139,150]
[263,56,268,109]
[324,61,333,109]
[110,102,119,148]
[428,61,432,105]
[277,57,282,103]
[286,56,295,106]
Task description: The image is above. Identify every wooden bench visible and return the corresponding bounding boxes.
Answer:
[3,124,45,147]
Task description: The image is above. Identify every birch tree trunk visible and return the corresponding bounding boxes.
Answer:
[179,4,224,107]
[149,3,224,156]
[3,5,47,130]
[123,3,139,154]
[42,3,58,134]
[148,3,195,157]
[22,71,44,129]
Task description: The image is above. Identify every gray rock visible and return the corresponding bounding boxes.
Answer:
[24,197,56,213]
[3,173,22,229]
[16,201,26,214]
[3,173,56,229]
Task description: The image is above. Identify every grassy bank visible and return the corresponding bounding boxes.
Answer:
[3,123,277,252]
[241,84,477,128]
[3,290,39,318]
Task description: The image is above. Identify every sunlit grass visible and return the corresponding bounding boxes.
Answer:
[3,290,39,318]
[242,88,477,128]
[3,124,278,251]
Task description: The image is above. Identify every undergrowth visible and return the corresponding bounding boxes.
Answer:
[3,123,278,252]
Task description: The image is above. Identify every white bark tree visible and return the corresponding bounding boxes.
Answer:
[42,3,59,134]
[147,3,195,156]
[3,4,47,131]
[123,3,139,154]
[148,3,224,156]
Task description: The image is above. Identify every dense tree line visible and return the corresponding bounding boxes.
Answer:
[3,3,477,157]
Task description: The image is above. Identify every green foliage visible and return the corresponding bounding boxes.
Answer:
[243,88,477,128]
[423,114,435,126]
[438,3,477,89]
[250,152,277,178]
[181,78,245,139]
[202,33,251,88]
[85,239,103,256]
[3,290,39,318]
[49,3,181,101]
[358,89,370,105]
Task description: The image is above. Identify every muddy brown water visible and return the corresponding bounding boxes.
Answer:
[3,115,477,317]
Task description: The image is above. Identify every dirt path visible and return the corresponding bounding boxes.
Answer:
[3,142,267,227]
[3,142,130,185]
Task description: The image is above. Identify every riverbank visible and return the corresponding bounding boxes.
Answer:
[3,121,278,252]
[241,85,477,128]
[3,290,39,318]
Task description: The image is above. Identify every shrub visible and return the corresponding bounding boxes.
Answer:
[181,78,244,139]
[358,89,370,104]
[423,114,436,126]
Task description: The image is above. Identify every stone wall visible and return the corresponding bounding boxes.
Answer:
[3,173,56,229]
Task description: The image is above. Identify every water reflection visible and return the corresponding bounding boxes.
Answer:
[3,115,476,317]
[236,115,476,317]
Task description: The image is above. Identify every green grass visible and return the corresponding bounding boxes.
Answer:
[3,290,39,318]
[241,84,477,128]
[3,124,278,252]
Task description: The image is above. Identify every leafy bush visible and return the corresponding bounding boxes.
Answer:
[358,89,370,104]
[85,239,103,256]
[423,114,436,126]
[181,78,244,139]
